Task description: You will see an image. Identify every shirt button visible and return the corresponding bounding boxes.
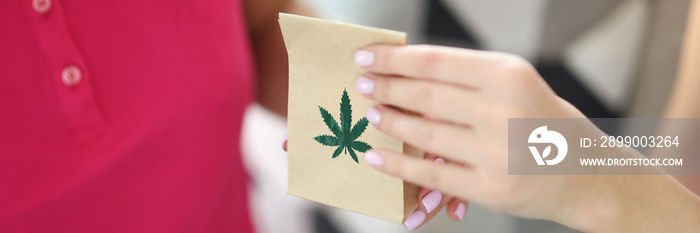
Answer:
[61,65,82,87]
[32,0,51,14]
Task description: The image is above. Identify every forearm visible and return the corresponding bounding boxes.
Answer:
[563,175,700,232]
[661,0,700,195]
[245,0,312,116]
[549,145,700,232]
[664,0,700,118]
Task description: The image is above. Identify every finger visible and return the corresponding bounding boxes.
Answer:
[428,152,467,167]
[408,195,456,231]
[364,148,479,201]
[446,198,469,222]
[367,151,471,230]
[423,114,460,127]
[403,208,426,231]
[418,156,448,214]
[405,156,451,231]
[357,74,484,126]
[282,134,288,152]
[366,105,478,164]
[408,157,463,230]
[356,44,502,88]
[422,152,443,163]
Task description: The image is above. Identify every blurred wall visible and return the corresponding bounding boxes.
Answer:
[626,0,690,117]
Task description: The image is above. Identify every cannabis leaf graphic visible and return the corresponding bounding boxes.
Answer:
[313,89,372,163]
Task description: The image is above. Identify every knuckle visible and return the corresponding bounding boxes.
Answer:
[413,122,437,149]
[378,110,405,136]
[372,77,391,101]
[411,82,435,110]
[491,53,539,89]
[380,46,413,73]
[416,167,444,188]
[415,48,445,76]
[376,111,394,134]
[397,160,414,179]
[494,53,530,72]
[386,153,405,176]
[375,46,396,72]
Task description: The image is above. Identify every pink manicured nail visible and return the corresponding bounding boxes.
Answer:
[356,76,374,94]
[435,158,444,164]
[355,50,374,66]
[366,107,381,125]
[422,190,442,213]
[404,209,426,231]
[364,150,383,167]
[455,203,466,221]
[282,134,288,150]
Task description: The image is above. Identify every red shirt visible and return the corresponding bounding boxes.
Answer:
[0,0,255,232]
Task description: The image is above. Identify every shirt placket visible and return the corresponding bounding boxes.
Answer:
[28,0,104,138]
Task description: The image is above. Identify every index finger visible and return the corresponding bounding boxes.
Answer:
[356,44,502,88]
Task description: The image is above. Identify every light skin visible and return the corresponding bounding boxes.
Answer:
[278,0,700,231]
[352,44,700,232]
[663,0,700,195]
[256,0,464,230]
[282,140,467,231]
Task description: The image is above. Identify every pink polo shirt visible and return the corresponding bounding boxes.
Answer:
[0,0,254,232]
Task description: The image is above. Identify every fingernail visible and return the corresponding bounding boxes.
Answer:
[366,107,381,125]
[356,76,374,94]
[364,150,384,167]
[455,203,466,221]
[422,190,442,213]
[282,134,288,150]
[435,157,444,164]
[355,50,374,66]
[404,209,426,231]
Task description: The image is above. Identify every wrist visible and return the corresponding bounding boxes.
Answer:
[556,175,700,233]
[553,176,623,233]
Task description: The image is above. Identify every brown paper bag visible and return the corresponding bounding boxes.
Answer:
[279,13,424,224]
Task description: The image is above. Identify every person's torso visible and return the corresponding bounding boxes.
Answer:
[0,0,254,232]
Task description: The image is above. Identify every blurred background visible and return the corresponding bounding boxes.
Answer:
[241,0,690,232]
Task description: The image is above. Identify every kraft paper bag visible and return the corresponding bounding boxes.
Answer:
[279,13,423,224]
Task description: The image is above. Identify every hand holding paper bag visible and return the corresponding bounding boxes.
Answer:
[280,9,700,233]
[352,42,590,225]
[279,13,462,228]
[351,39,700,231]
[279,12,419,224]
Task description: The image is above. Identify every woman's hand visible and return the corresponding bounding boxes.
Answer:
[353,44,700,232]
[354,44,586,219]
[282,137,467,231]
[403,153,469,231]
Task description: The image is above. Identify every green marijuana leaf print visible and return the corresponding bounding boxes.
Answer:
[313,89,372,163]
